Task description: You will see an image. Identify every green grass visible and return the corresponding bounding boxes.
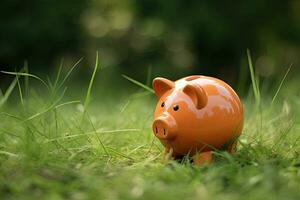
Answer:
[0,56,300,200]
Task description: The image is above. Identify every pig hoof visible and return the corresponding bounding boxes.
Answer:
[193,151,213,165]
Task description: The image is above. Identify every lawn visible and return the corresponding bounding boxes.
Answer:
[0,58,299,200]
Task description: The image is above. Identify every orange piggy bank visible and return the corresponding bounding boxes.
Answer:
[152,75,244,165]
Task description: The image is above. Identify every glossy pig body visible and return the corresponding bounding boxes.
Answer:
[152,75,243,163]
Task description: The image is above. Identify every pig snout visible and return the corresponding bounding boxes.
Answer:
[152,115,178,140]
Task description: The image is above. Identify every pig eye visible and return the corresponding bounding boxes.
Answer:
[161,102,165,107]
[173,105,179,111]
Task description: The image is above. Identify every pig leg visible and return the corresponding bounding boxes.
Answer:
[193,151,213,165]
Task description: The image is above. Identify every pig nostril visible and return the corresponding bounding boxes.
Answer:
[163,129,166,135]
[155,126,158,134]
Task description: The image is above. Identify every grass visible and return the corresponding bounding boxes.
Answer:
[0,55,300,200]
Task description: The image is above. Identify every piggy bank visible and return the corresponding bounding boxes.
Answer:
[152,75,243,165]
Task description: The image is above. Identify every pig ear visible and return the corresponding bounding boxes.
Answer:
[152,77,174,98]
[183,83,208,109]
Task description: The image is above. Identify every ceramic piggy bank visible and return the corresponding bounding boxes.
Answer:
[152,75,243,165]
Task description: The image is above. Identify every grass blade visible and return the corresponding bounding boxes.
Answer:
[0,150,18,158]
[122,74,154,93]
[45,129,140,142]
[85,111,110,156]
[106,146,133,160]
[46,75,54,91]
[271,64,292,105]
[0,76,18,108]
[55,100,81,109]
[1,71,50,91]
[81,52,110,156]
[57,57,83,90]
[24,61,29,98]
[23,88,67,122]
[247,49,260,107]
[54,58,64,89]
[16,72,24,106]
[84,52,99,110]
[0,112,23,120]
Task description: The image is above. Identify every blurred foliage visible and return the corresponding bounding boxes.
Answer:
[1,0,300,88]
[0,0,86,71]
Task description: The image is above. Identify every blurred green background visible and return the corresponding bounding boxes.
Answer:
[1,0,299,92]
[1,2,300,199]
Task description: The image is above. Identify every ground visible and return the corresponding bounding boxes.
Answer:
[0,68,299,200]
